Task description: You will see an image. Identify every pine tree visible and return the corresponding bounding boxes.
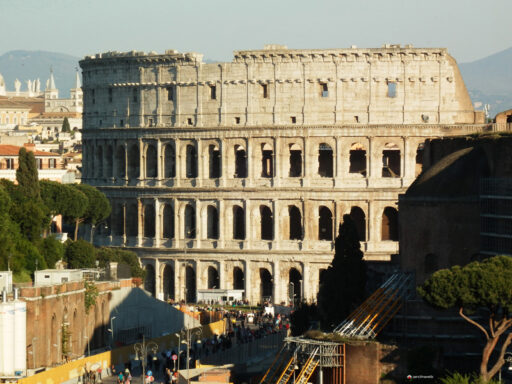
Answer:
[317,214,367,330]
[16,147,40,199]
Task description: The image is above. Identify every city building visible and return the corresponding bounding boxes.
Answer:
[80,44,489,305]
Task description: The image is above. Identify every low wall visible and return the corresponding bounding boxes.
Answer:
[17,320,227,384]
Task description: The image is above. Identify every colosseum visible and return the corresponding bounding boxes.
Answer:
[80,44,486,305]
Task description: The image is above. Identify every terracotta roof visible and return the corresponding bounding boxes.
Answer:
[0,99,32,109]
[0,144,58,157]
[0,96,44,114]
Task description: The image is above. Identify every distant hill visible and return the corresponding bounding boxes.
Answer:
[459,47,512,117]
[0,50,81,97]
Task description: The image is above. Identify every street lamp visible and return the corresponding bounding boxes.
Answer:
[498,352,512,383]
[108,317,117,347]
[180,326,202,384]
[134,334,159,384]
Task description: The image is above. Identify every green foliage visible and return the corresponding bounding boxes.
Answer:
[65,239,96,268]
[290,302,319,336]
[418,256,512,314]
[61,324,71,356]
[84,280,98,314]
[11,199,48,242]
[16,147,40,199]
[317,214,367,329]
[440,372,500,384]
[95,247,145,278]
[13,270,32,283]
[37,236,65,268]
[40,180,87,222]
[61,117,71,133]
[72,184,111,226]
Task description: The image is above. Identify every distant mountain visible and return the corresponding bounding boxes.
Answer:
[459,47,512,117]
[0,50,81,97]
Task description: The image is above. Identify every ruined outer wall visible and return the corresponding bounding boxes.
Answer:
[80,45,478,129]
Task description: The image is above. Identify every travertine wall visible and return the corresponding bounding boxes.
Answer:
[80,45,487,305]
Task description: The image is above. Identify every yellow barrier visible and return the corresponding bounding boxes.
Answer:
[17,319,227,384]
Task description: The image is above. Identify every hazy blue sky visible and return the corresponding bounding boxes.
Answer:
[1,0,511,63]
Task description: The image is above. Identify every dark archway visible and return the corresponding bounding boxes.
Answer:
[289,206,302,240]
[261,144,274,178]
[164,143,176,178]
[233,267,244,290]
[233,206,245,240]
[416,143,424,177]
[207,206,219,239]
[209,145,221,178]
[115,145,126,178]
[382,145,401,177]
[185,266,196,303]
[382,207,398,241]
[162,204,174,239]
[144,264,156,297]
[350,206,366,242]
[260,206,273,240]
[112,203,124,236]
[163,265,175,301]
[186,144,197,178]
[207,266,220,289]
[126,203,138,237]
[260,268,273,302]
[318,143,333,177]
[105,145,113,178]
[184,204,196,239]
[146,144,157,178]
[318,206,333,241]
[235,146,247,178]
[349,143,367,176]
[128,144,140,181]
[96,145,104,178]
[289,268,302,304]
[143,203,155,238]
[289,145,302,177]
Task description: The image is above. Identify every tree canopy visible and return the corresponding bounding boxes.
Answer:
[65,239,96,269]
[61,117,71,133]
[317,214,367,329]
[418,256,512,382]
[96,247,145,278]
[16,147,40,199]
[71,184,111,241]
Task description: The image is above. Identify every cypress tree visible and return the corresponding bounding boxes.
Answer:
[317,214,367,330]
[16,147,40,199]
[62,117,71,133]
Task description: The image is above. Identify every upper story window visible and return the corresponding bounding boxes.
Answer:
[210,85,217,100]
[37,158,43,169]
[6,158,15,169]
[91,89,95,105]
[108,88,113,103]
[387,82,397,98]
[48,158,57,169]
[320,83,329,97]
[167,86,174,101]
[133,88,138,102]
[262,84,269,99]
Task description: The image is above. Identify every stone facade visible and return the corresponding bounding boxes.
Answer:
[80,45,488,305]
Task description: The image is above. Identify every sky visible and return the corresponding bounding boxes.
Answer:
[0,0,511,63]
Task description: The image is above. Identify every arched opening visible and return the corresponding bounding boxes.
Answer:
[260,206,273,240]
[95,146,104,178]
[289,144,302,177]
[206,206,219,239]
[127,144,140,181]
[382,143,401,177]
[146,144,157,178]
[318,143,333,177]
[350,206,366,242]
[261,143,273,178]
[185,266,196,303]
[126,203,138,237]
[381,207,398,241]
[115,146,126,178]
[144,264,156,297]
[113,203,124,236]
[143,203,155,238]
[233,267,244,290]
[105,145,113,178]
[233,205,245,240]
[416,143,424,177]
[164,143,176,178]
[186,144,197,178]
[162,204,174,239]
[207,266,220,289]
[349,142,367,176]
[163,265,175,301]
[259,268,273,302]
[234,146,247,178]
[209,145,221,178]
[289,268,302,304]
[424,253,438,274]
[184,204,196,239]
[289,206,302,240]
[318,206,333,241]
